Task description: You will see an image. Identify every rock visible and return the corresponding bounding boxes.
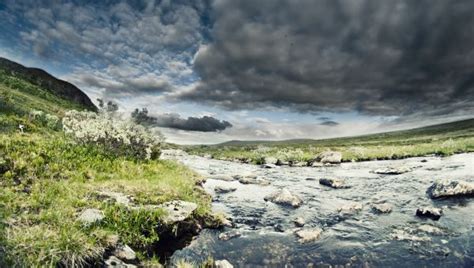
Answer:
[310,162,324,167]
[314,151,342,164]
[264,189,303,208]
[77,209,104,224]
[294,228,323,243]
[238,176,271,186]
[159,149,187,160]
[371,203,393,214]
[427,179,474,199]
[274,224,285,232]
[261,163,278,169]
[290,161,306,167]
[421,159,428,163]
[113,244,136,261]
[276,159,290,166]
[214,185,237,194]
[337,203,363,215]
[97,191,132,206]
[416,207,442,220]
[293,217,305,227]
[104,256,137,268]
[391,229,431,242]
[218,230,242,241]
[418,224,444,235]
[373,166,411,175]
[319,178,347,189]
[208,175,235,182]
[158,201,197,224]
[215,260,234,268]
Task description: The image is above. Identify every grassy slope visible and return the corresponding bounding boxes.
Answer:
[185,119,474,163]
[0,72,213,266]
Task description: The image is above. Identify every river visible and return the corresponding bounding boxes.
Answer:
[166,152,474,267]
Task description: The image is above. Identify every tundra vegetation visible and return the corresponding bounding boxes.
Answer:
[184,119,474,165]
[0,70,217,267]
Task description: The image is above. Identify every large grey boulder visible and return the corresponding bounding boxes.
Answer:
[77,209,104,224]
[427,179,474,199]
[215,260,234,268]
[157,201,197,224]
[314,151,342,164]
[319,178,347,189]
[264,189,303,208]
[294,228,323,243]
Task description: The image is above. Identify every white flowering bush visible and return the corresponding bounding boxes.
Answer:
[62,110,163,160]
[29,110,61,130]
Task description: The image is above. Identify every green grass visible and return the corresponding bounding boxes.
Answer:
[0,71,216,266]
[184,119,474,164]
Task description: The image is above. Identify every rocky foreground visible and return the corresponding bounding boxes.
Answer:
[163,150,474,267]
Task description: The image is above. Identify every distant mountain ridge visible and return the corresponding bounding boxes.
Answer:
[0,57,96,111]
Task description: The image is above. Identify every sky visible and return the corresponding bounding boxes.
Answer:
[1,0,473,144]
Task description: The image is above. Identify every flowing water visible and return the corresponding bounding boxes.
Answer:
[168,152,474,267]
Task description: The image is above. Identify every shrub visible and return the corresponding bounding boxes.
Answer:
[29,110,62,130]
[62,110,163,160]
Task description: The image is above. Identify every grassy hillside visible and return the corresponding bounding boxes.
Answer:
[0,67,216,266]
[185,119,474,164]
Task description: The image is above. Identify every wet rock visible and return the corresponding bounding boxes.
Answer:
[294,228,323,243]
[215,260,234,268]
[319,178,347,189]
[276,159,290,166]
[391,229,431,242]
[214,185,237,194]
[427,179,474,199]
[290,161,306,167]
[238,176,271,186]
[373,166,411,175]
[113,244,136,261]
[104,256,137,268]
[274,224,285,232]
[310,162,324,167]
[371,203,393,214]
[418,224,444,235]
[218,230,242,241]
[158,200,197,224]
[421,159,428,163]
[97,191,132,206]
[293,217,305,227]
[337,203,363,215]
[261,163,278,169]
[264,189,303,208]
[314,151,342,164]
[416,207,443,220]
[208,175,235,182]
[77,209,104,224]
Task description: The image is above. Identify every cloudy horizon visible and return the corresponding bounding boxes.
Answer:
[1,0,473,144]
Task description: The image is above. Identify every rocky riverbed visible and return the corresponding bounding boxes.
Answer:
[163,151,474,267]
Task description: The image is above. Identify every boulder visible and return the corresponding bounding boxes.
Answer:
[214,185,237,194]
[113,244,136,261]
[261,163,278,169]
[276,159,290,166]
[158,201,197,224]
[416,207,442,220]
[264,157,278,165]
[215,260,234,268]
[337,203,363,215]
[293,217,305,227]
[104,256,137,268]
[218,230,242,241]
[371,203,393,214]
[294,228,323,243]
[238,176,271,186]
[314,151,342,164]
[264,189,303,208]
[427,179,474,199]
[373,166,411,175]
[319,178,347,189]
[77,209,104,225]
[208,175,235,182]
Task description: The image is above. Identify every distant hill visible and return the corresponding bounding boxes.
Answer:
[0,57,96,111]
[217,118,474,147]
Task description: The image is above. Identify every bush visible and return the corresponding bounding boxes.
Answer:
[29,110,62,130]
[62,110,163,160]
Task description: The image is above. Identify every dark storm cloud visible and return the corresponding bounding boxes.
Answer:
[132,109,232,132]
[320,120,339,126]
[178,0,474,116]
